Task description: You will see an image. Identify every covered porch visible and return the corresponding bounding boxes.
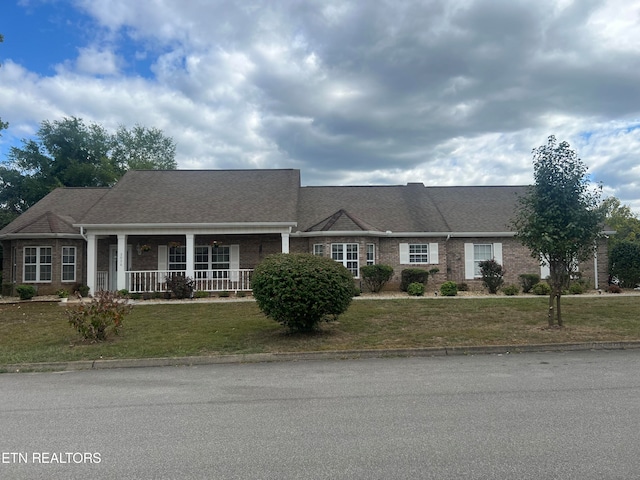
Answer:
[83,225,294,294]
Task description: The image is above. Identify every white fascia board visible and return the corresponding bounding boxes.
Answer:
[75,222,297,235]
[292,231,517,238]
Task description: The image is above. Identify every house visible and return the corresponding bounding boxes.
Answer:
[0,169,610,296]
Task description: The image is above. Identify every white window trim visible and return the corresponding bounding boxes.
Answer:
[61,246,77,283]
[23,246,53,283]
[464,242,502,279]
[313,244,324,256]
[399,243,439,265]
[332,243,360,278]
[366,243,375,266]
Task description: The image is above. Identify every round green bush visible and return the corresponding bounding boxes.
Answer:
[532,282,552,295]
[569,283,585,295]
[252,253,355,332]
[407,282,425,296]
[16,284,36,300]
[440,281,458,296]
[502,284,520,296]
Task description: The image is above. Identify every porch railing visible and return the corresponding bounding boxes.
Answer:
[125,269,253,293]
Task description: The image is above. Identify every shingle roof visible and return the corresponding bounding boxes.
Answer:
[296,184,527,233]
[0,188,109,236]
[78,169,300,225]
[1,169,529,237]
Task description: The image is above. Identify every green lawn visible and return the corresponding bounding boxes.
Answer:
[1,295,639,366]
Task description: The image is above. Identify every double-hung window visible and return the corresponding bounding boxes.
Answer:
[195,246,230,278]
[168,245,187,271]
[366,244,375,266]
[399,243,439,265]
[332,243,359,277]
[473,244,493,277]
[61,246,76,282]
[24,246,52,282]
[313,244,324,256]
[464,243,503,279]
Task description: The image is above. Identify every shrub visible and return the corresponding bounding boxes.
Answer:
[2,283,14,296]
[56,289,69,298]
[569,282,585,295]
[502,284,520,296]
[66,291,133,342]
[360,264,394,293]
[519,273,541,294]
[16,284,36,300]
[73,284,90,297]
[400,268,428,291]
[479,259,505,294]
[440,281,458,296]
[609,240,640,288]
[457,282,469,292]
[194,290,209,298]
[532,282,552,295]
[165,274,194,299]
[407,282,425,296]
[252,253,354,332]
[118,289,130,297]
[608,285,622,294]
[218,290,230,297]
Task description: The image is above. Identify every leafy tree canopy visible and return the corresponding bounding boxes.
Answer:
[601,196,640,244]
[513,135,604,326]
[0,117,177,217]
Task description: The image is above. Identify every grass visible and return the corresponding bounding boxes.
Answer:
[0,295,639,365]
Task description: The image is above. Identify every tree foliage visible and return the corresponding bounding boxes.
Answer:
[602,197,640,245]
[252,253,355,332]
[513,136,604,327]
[0,117,176,217]
[478,259,505,294]
[609,241,640,288]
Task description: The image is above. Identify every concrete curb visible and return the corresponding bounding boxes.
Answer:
[3,340,640,373]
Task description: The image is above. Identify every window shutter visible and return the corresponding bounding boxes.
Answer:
[230,245,240,281]
[158,245,167,271]
[429,243,439,264]
[464,243,474,279]
[493,243,503,265]
[399,243,409,264]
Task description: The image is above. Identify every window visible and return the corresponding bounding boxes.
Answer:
[473,244,493,277]
[366,244,375,266]
[195,245,230,278]
[61,246,76,282]
[399,243,438,264]
[332,243,359,277]
[409,244,429,263]
[168,245,186,271]
[464,242,502,280]
[313,244,324,256]
[24,246,52,282]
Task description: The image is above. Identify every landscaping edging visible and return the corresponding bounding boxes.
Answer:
[4,340,640,373]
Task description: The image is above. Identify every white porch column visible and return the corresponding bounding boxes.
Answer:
[117,234,127,290]
[281,232,290,253]
[86,233,97,295]
[185,233,195,278]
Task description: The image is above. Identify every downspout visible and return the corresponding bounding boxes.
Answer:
[593,241,599,290]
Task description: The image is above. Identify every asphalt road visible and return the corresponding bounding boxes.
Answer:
[1,350,640,479]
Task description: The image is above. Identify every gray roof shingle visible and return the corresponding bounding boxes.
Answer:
[0,188,109,236]
[78,169,301,225]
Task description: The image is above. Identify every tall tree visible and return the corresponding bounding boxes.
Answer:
[112,124,177,170]
[513,136,604,327]
[0,117,177,217]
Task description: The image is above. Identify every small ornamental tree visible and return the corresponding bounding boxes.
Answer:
[252,253,355,332]
[513,136,604,327]
[360,264,394,293]
[478,259,505,294]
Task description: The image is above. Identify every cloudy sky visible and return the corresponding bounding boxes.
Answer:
[1,0,640,213]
